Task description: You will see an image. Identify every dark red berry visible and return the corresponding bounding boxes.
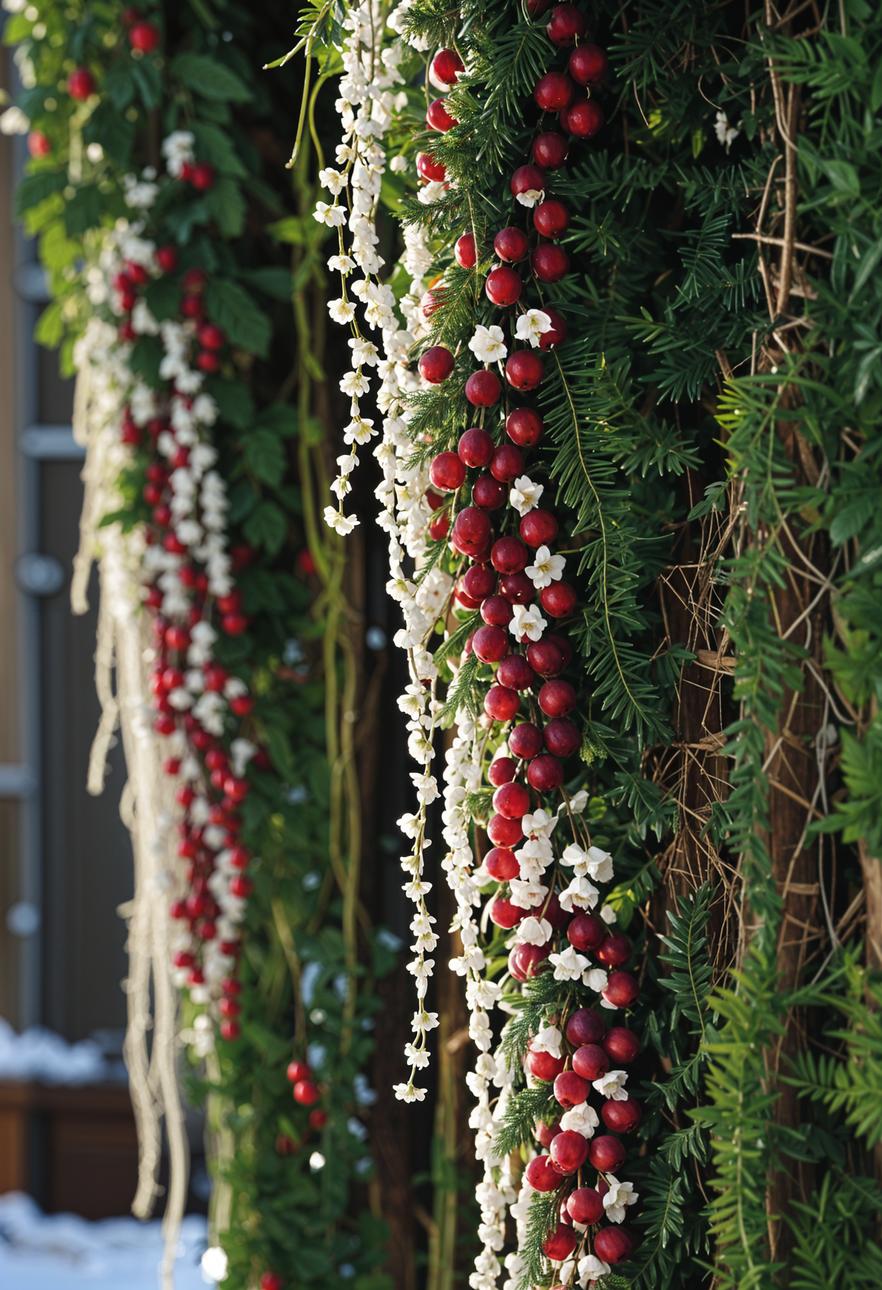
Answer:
[550,1129,589,1176]
[547,3,587,45]
[490,895,525,929]
[494,226,530,262]
[427,98,457,131]
[465,369,502,406]
[527,639,566,677]
[499,572,536,603]
[525,1154,560,1191]
[485,845,519,879]
[538,306,568,349]
[486,265,522,306]
[455,233,477,268]
[68,68,96,100]
[594,1226,635,1265]
[491,536,529,574]
[481,594,514,627]
[451,506,492,557]
[490,443,525,482]
[485,685,520,721]
[566,1007,606,1046]
[510,164,546,199]
[497,655,535,690]
[588,1134,626,1173]
[597,933,632,968]
[520,508,559,548]
[567,1187,604,1225]
[544,717,580,757]
[430,450,466,492]
[603,1026,640,1064]
[539,678,576,716]
[534,199,570,238]
[534,70,575,112]
[472,624,510,663]
[458,427,494,468]
[541,581,578,617]
[417,151,446,182]
[492,781,531,819]
[561,97,604,137]
[509,723,544,759]
[568,912,606,952]
[506,407,544,446]
[568,43,609,85]
[527,754,564,792]
[603,970,640,1008]
[505,350,544,390]
[419,345,455,383]
[463,564,496,599]
[532,131,569,168]
[473,474,507,509]
[602,1098,642,1134]
[430,47,464,88]
[488,813,523,847]
[553,1071,589,1109]
[533,243,570,283]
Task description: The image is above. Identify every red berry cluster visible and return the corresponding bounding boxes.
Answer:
[415,5,637,1273]
[283,1059,328,1134]
[66,12,160,104]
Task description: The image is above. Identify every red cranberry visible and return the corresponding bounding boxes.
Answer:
[488,758,517,788]
[550,1130,589,1177]
[463,564,495,599]
[534,199,570,238]
[553,1071,589,1109]
[451,506,491,557]
[427,98,457,131]
[429,450,466,492]
[490,896,525,929]
[485,685,519,722]
[533,244,570,283]
[527,639,566,676]
[539,679,577,716]
[544,718,580,757]
[497,655,535,690]
[486,265,522,306]
[527,1048,565,1082]
[500,572,536,603]
[542,1224,577,1260]
[594,1226,634,1264]
[492,779,531,821]
[286,1059,311,1083]
[190,163,216,191]
[573,1043,609,1081]
[68,68,96,100]
[292,1079,320,1106]
[473,474,506,509]
[603,971,640,1008]
[456,584,480,609]
[465,370,502,406]
[506,350,544,390]
[506,407,544,446]
[458,427,494,468]
[525,1154,560,1191]
[568,912,606,951]
[536,1119,562,1149]
[569,43,609,85]
[562,98,604,137]
[567,1186,604,1224]
[532,131,569,168]
[455,233,477,268]
[602,1098,642,1134]
[604,1027,640,1064]
[491,536,529,574]
[589,1134,626,1173]
[528,754,564,792]
[486,846,519,879]
[510,723,544,759]
[419,345,455,383]
[597,933,632,968]
[494,226,529,262]
[510,164,546,199]
[417,151,446,182]
[481,594,513,627]
[509,942,550,980]
[520,508,559,547]
[539,306,568,349]
[547,3,587,44]
[534,70,574,112]
[27,130,51,158]
[541,581,578,617]
[129,20,160,52]
[490,444,525,482]
[566,1007,606,1046]
[430,47,464,88]
[547,632,574,667]
[472,624,510,663]
[429,512,450,540]
[488,813,523,847]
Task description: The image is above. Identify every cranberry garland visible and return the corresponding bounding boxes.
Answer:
[415,6,640,1283]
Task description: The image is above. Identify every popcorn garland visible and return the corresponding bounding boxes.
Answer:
[317,2,643,1285]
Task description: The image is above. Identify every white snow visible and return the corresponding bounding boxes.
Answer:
[0,1193,208,1288]
[0,1019,122,1084]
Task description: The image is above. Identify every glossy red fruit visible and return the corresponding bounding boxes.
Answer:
[543,1224,578,1260]
[594,1226,634,1264]
[547,632,574,667]
[602,1098,642,1134]
[429,513,450,540]
[486,846,519,879]
[27,131,51,158]
[520,508,559,548]
[541,581,578,618]
[68,68,96,100]
[604,970,639,1008]
[525,1154,560,1191]
[569,1186,605,1225]
[505,350,544,391]
[547,3,587,44]
[589,1134,626,1173]
[455,233,477,268]
[293,1079,320,1106]
[553,1071,589,1109]
[528,1046,565,1081]
[488,758,517,788]
[500,572,535,604]
[532,131,569,169]
[486,265,522,306]
[510,722,544,760]
[604,1026,641,1064]
[498,654,535,691]
[451,506,491,557]
[562,97,604,138]
[197,350,220,373]
[539,679,577,717]
[569,43,609,85]
[528,754,564,792]
[597,932,632,968]
[491,536,529,574]
[550,1129,589,1176]
[527,638,566,677]
[494,226,529,262]
[463,564,495,599]
[506,407,544,446]
[129,21,159,52]
[427,98,457,131]
[473,474,506,509]
[490,443,523,485]
[481,594,513,627]
[492,781,531,819]
[534,199,570,238]
[472,624,510,663]
[536,1119,562,1148]
[260,1273,284,1290]
[488,813,523,847]
[568,912,606,952]
[430,450,466,492]
[458,427,494,468]
[190,163,216,191]
[509,941,550,982]
[534,70,575,112]
[417,151,446,182]
[510,164,546,199]
[573,1043,609,1081]
[419,345,455,383]
[490,896,526,929]
[539,306,568,349]
[533,243,570,283]
[485,685,520,722]
[286,1059,311,1084]
[566,1007,605,1046]
[430,47,465,88]
[544,718,580,758]
[465,369,502,406]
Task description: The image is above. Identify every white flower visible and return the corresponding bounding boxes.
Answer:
[328,297,356,324]
[559,875,599,912]
[516,916,552,946]
[323,506,359,535]
[577,1253,611,1286]
[522,808,557,838]
[393,1083,427,1102]
[509,475,543,516]
[515,309,553,348]
[585,967,609,994]
[593,1069,628,1101]
[510,603,546,642]
[468,324,507,364]
[314,201,347,227]
[531,1025,563,1059]
[603,1175,638,1224]
[560,1102,599,1137]
[526,545,565,589]
[585,846,615,882]
[319,167,347,195]
[549,946,590,982]
[714,110,740,151]
[515,184,544,208]
[0,106,29,135]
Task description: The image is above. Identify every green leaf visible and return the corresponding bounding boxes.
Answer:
[171,53,251,102]
[84,103,135,166]
[244,500,287,554]
[239,267,293,300]
[34,299,64,348]
[191,123,247,177]
[14,169,66,219]
[63,184,105,237]
[204,279,271,357]
[255,405,296,437]
[242,430,287,485]
[204,176,247,238]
